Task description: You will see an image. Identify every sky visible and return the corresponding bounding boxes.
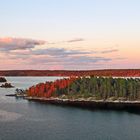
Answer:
[0,0,140,70]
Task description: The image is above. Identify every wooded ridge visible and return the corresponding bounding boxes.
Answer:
[0,69,140,76]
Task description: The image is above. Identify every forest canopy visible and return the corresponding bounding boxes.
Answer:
[28,77,140,101]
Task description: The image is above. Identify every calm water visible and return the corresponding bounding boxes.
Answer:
[0,77,140,140]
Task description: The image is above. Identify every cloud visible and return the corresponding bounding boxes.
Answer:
[0,37,121,70]
[32,48,119,57]
[0,37,46,51]
[4,47,116,67]
[30,55,111,66]
[0,37,84,52]
[115,57,127,60]
[26,54,112,70]
[47,38,85,45]
[7,47,119,58]
[67,38,85,43]
[32,48,92,57]
[101,49,118,54]
[27,47,112,69]
[68,56,111,64]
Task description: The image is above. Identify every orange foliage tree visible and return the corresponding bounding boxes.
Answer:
[28,77,76,98]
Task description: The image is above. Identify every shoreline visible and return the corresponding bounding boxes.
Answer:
[25,97,140,111]
[0,69,140,77]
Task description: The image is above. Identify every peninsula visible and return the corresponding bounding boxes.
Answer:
[25,76,140,110]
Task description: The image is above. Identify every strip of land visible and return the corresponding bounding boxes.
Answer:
[21,76,140,111]
[0,69,140,77]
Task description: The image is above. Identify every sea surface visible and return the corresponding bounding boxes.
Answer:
[0,77,140,140]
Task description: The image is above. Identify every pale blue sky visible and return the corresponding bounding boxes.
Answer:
[0,0,140,69]
[1,0,140,39]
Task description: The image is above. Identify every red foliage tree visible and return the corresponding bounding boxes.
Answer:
[27,77,76,98]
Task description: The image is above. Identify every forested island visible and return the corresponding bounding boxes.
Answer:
[25,77,140,110]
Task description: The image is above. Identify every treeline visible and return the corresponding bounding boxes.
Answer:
[27,77,140,101]
[0,69,140,76]
[66,77,140,100]
[28,77,76,98]
[28,76,140,100]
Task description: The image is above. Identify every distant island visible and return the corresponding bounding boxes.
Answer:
[0,77,7,82]
[0,83,14,88]
[24,76,140,110]
[0,69,140,77]
[0,77,14,88]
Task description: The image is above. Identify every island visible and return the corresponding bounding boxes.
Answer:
[0,83,14,88]
[0,77,7,82]
[23,76,140,110]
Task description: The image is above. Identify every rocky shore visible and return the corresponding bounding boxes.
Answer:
[25,97,140,111]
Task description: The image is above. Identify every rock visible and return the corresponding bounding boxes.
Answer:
[6,94,16,97]
[0,77,7,82]
[15,88,27,97]
[0,83,14,88]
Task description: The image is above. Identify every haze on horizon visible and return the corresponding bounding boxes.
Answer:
[0,0,140,70]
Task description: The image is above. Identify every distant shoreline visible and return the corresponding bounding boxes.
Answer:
[26,97,140,111]
[0,69,140,77]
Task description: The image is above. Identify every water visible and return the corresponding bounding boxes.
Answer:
[0,77,140,140]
